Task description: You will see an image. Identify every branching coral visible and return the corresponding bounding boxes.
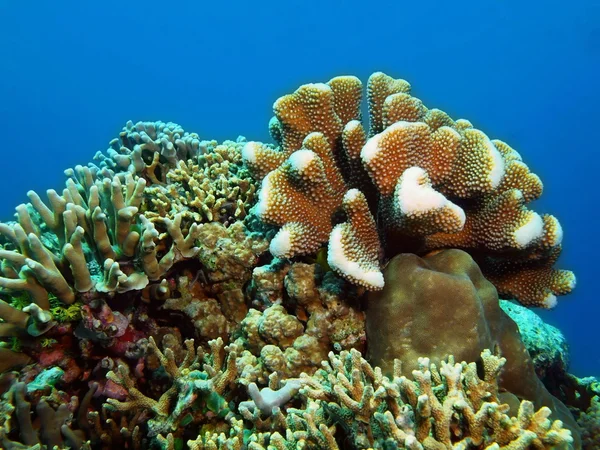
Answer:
[0,72,590,450]
[579,395,600,449]
[366,248,581,446]
[0,120,262,321]
[144,139,257,227]
[0,172,196,307]
[105,335,238,437]
[93,122,259,232]
[92,120,203,183]
[0,299,54,372]
[0,381,90,450]
[243,71,574,307]
[298,348,574,449]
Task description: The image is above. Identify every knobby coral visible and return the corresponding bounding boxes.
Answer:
[243,72,575,307]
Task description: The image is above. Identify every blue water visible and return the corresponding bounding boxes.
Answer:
[1,1,598,375]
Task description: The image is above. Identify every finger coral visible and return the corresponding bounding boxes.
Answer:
[105,335,238,437]
[0,381,91,450]
[92,120,203,183]
[243,71,574,307]
[0,129,262,364]
[143,139,257,227]
[296,348,574,449]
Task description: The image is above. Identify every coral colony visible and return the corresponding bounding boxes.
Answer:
[0,72,596,450]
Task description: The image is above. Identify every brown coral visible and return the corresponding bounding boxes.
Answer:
[243,71,574,307]
[366,249,580,445]
[143,139,257,227]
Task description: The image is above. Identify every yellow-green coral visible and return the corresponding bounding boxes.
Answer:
[144,139,257,227]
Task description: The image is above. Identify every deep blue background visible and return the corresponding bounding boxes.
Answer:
[1,1,598,375]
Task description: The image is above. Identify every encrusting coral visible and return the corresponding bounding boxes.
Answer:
[243,71,575,307]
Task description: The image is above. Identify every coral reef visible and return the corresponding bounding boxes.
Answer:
[0,381,90,450]
[298,348,574,449]
[579,395,600,449]
[0,71,593,449]
[143,139,257,227]
[105,335,238,438]
[92,120,203,182]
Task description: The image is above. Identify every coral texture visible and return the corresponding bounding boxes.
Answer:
[0,129,262,373]
[501,300,570,389]
[297,348,574,449]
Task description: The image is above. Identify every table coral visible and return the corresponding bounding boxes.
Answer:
[243,71,574,307]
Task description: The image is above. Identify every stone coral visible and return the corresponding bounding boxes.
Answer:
[0,73,592,450]
[501,300,571,389]
[366,248,580,445]
[0,130,253,364]
[0,381,90,450]
[92,120,203,183]
[240,260,366,380]
[105,335,238,437]
[243,71,574,307]
[579,395,600,449]
[143,139,257,227]
[0,171,198,308]
[298,348,574,449]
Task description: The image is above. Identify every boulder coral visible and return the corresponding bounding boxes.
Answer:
[366,249,580,446]
[243,72,574,307]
